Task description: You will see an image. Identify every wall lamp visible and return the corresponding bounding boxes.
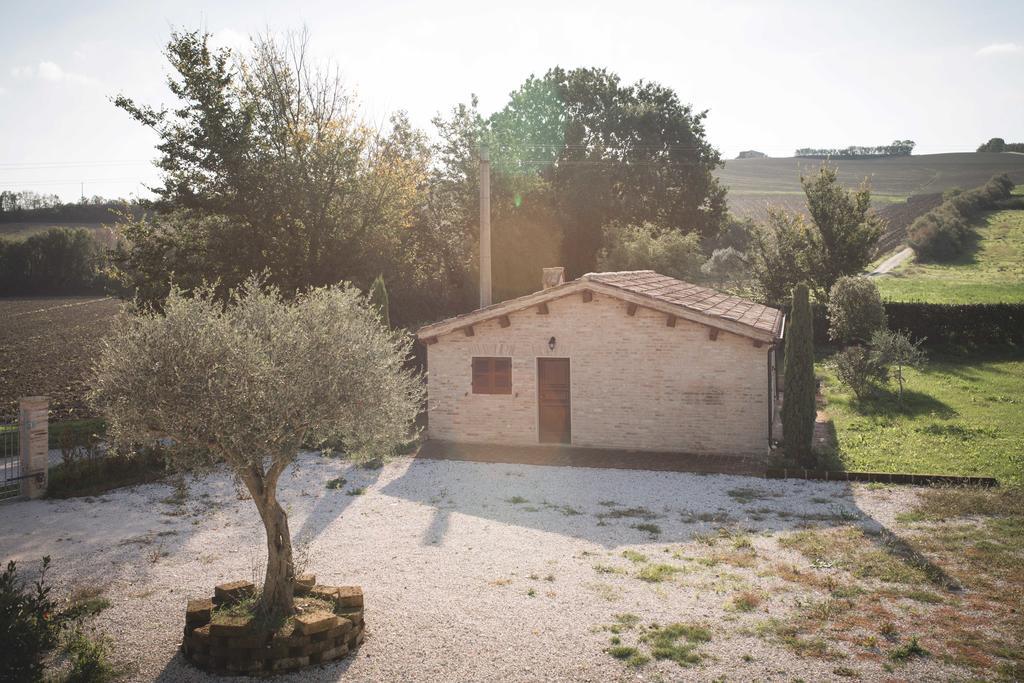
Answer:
[548,336,557,351]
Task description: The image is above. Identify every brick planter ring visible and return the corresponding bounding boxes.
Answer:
[182,576,365,675]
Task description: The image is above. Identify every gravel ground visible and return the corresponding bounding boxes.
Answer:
[0,454,967,682]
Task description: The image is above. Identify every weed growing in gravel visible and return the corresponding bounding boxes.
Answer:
[832,666,857,677]
[325,477,347,490]
[506,495,529,504]
[636,563,682,583]
[593,564,624,575]
[640,623,711,666]
[346,487,366,496]
[729,591,763,612]
[606,645,649,668]
[526,588,536,598]
[630,523,661,537]
[621,550,647,563]
[598,506,661,521]
[889,636,928,662]
[727,487,781,504]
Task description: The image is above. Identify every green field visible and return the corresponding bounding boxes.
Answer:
[818,351,1024,485]
[718,152,1024,219]
[874,206,1024,303]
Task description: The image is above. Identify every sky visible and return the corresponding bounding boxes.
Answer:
[1,0,1022,201]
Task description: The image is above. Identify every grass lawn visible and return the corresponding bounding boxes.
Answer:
[874,207,1024,303]
[817,350,1024,485]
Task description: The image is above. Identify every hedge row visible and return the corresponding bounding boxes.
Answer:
[0,227,113,295]
[907,174,1015,261]
[808,301,1024,347]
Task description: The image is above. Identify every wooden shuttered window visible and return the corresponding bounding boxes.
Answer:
[472,357,512,394]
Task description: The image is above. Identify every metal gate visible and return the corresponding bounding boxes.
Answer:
[1,419,19,501]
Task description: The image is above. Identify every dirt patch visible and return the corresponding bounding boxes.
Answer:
[0,296,119,419]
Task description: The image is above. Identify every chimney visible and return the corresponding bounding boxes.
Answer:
[479,144,492,308]
[542,267,565,290]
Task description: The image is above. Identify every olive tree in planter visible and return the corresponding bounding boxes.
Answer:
[90,278,422,619]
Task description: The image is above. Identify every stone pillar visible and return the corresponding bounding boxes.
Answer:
[18,397,48,499]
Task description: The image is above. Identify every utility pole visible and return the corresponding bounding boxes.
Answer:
[479,143,492,308]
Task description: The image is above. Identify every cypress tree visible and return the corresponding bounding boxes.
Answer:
[783,283,817,467]
[368,275,390,328]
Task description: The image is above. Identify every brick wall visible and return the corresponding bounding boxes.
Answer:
[425,291,773,456]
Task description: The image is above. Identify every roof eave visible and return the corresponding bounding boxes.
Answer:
[416,279,781,344]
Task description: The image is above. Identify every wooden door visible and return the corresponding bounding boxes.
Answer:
[537,358,571,444]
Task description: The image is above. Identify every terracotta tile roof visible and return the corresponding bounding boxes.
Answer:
[582,271,783,337]
[416,270,783,342]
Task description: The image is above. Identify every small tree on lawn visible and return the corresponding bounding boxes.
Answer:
[870,329,927,406]
[783,283,817,467]
[90,277,423,620]
[827,275,886,343]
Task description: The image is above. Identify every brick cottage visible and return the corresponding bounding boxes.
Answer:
[416,269,785,457]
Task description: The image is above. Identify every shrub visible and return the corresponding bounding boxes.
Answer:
[0,557,63,681]
[827,276,886,343]
[831,346,887,400]
[783,284,816,467]
[908,174,1014,261]
[598,222,704,281]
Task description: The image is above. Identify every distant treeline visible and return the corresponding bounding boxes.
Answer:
[907,174,1015,261]
[977,138,1024,153]
[0,227,114,295]
[795,140,915,158]
[0,191,141,224]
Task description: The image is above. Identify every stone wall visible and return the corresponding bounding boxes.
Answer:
[182,577,365,675]
[425,291,774,456]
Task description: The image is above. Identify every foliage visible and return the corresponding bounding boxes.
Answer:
[870,329,927,405]
[486,67,727,277]
[701,247,747,287]
[783,284,816,467]
[368,275,390,328]
[977,137,1024,153]
[0,557,63,682]
[0,228,111,296]
[827,276,886,343]
[800,165,886,297]
[112,30,439,326]
[881,302,1024,347]
[597,222,704,280]
[63,628,120,682]
[795,140,915,158]
[830,345,887,400]
[46,446,167,500]
[908,175,1014,261]
[818,350,1024,484]
[749,208,814,306]
[90,277,423,618]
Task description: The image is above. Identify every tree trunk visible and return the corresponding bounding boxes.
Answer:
[259,497,295,618]
[245,473,295,620]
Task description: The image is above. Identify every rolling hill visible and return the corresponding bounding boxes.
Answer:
[716,152,1024,220]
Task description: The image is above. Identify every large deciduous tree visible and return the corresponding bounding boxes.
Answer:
[437,67,727,283]
[90,278,422,619]
[112,30,432,323]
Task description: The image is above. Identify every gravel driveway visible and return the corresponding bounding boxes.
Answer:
[0,453,964,682]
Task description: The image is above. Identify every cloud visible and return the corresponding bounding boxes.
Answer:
[9,60,97,85]
[976,42,1022,57]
